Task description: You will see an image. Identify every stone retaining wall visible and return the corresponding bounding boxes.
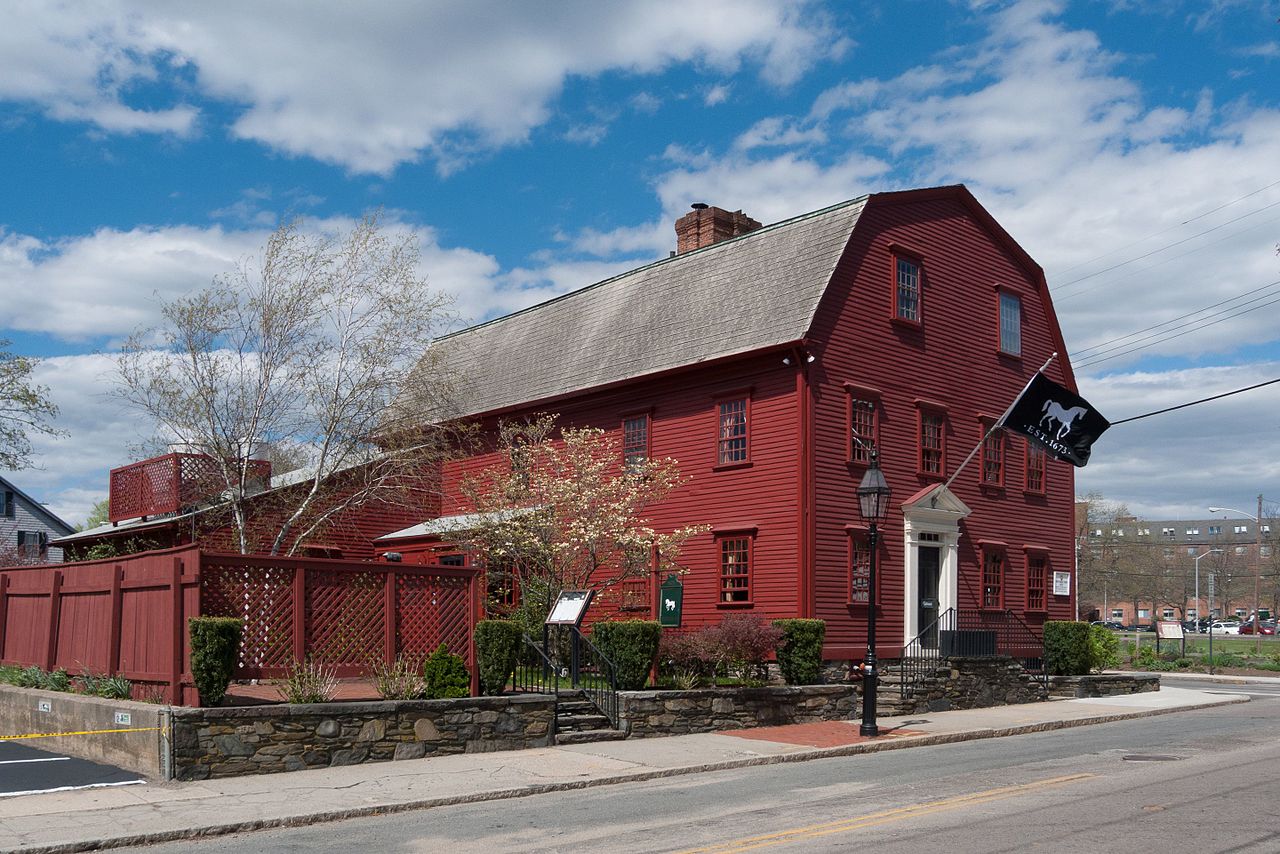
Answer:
[618,685,854,738]
[1047,673,1160,698]
[881,657,1050,715]
[170,694,555,780]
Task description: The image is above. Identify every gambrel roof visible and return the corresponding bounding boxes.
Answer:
[426,195,868,419]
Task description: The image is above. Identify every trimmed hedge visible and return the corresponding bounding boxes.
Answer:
[1044,620,1093,675]
[189,617,243,707]
[475,619,523,695]
[773,619,826,685]
[422,644,471,699]
[592,620,661,690]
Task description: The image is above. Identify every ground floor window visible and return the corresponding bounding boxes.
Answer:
[1025,553,1046,612]
[717,534,752,604]
[982,548,1005,609]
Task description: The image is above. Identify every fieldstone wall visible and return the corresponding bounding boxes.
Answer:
[1047,673,1160,698]
[171,694,555,780]
[881,657,1049,715]
[619,685,854,738]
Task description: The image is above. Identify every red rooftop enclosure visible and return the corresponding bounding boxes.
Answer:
[108,453,272,523]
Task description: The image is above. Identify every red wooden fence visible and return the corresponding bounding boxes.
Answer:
[0,547,479,705]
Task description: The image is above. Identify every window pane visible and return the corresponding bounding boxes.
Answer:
[719,536,751,602]
[983,551,1004,608]
[920,412,943,474]
[1025,443,1045,492]
[1027,555,1046,611]
[850,538,870,604]
[623,415,649,470]
[981,429,1003,485]
[896,258,920,321]
[850,398,875,463]
[999,292,1021,355]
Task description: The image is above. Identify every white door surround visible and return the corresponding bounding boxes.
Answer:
[900,485,971,646]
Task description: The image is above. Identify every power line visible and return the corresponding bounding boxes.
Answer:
[1110,376,1280,426]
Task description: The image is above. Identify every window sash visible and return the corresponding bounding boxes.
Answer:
[920,412,944,475]
[1025,442,1045,492]
[1026,555,1047,611]
[849,536,871,604]
[896,257,920,322]
[849,398,876,463]
[622,414,649,470]
[982,550,1004,609]
[999,291,1022,355]
[981,428,1004,486]
[717,399,749,464]
[718,536,751,603]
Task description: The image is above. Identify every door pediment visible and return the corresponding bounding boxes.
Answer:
[900,484,971,525]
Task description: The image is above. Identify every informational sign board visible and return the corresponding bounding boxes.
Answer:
[1052,571,1072,597]
[658,574,684,627]
[1157,621,1184,640]
[545,590,594,626]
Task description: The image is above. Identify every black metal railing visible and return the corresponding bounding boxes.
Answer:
[897,607,1046,700]
[513,627,620,729]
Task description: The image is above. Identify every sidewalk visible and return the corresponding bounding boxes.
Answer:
[0,686,1249,854]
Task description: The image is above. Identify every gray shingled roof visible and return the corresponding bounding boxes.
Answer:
[425,196,867,419]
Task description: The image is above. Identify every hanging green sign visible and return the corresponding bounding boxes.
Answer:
[658,574,683,627]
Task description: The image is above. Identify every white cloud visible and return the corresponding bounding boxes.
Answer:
[5,1,843,174]
[703,84,732,107]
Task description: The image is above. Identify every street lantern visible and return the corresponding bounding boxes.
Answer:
[856,449,891,738]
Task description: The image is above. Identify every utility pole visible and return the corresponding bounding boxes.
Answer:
[1256,494,1264,654]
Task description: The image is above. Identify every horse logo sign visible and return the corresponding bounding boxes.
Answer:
[1001,373,1110,467]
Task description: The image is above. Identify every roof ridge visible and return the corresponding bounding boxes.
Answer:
[435,194,870,342]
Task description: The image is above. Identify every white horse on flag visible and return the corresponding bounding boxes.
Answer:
[1040,400,1087,441]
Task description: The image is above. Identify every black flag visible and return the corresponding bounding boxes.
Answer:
[1000,373,1109,467]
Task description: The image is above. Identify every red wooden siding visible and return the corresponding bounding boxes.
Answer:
[807,192,1076,658]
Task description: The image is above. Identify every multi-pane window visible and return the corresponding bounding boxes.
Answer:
[718,535,751,604]
[622,414,649,470]
[1025,442,1045,493]
[982,549,1005,609]
[620,578,650,612]
[849,535,871,605]
[16,531,48,561]
[1026,554,1047,611]
[849,397,877,463]
[919,411,944,475]
[980,427,1004,486]
[895,256,921,322]
[717,398,749,465]
[999,291,1022,356]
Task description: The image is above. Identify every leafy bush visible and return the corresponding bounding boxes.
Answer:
[712,614,783,683]
[1087,624,1120,672]
[658,630,716,688]
[97,675,133,699]
[475,619,523,695]
[773,619,825,685]
[16,666,45,688]
[38,668,72,692]
[422,644,471,699]
[188,617,243,707]
[370,656,425,700]
[277,658,338,703]
[591,620,661,690]
[1044,621,1092,675]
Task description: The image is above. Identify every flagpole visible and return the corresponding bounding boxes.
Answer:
[937,353,1058,502]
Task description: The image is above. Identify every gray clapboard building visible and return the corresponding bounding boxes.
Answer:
[0,475,75,564]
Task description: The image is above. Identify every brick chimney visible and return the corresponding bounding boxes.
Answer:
[674,203,763,254]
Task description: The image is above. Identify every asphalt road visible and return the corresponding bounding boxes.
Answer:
[119,693,1280,854]
[0,740,144,798]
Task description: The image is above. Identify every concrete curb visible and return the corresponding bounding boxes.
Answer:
[3,694,1249,854]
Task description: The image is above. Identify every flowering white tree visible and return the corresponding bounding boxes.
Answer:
[459,415,706,624]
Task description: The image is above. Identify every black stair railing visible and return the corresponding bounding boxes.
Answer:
[897,607,1047,700]
[574,628,620,729]
[515,634,563,734]
[514,627,620,730]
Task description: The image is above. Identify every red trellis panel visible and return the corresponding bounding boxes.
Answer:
[108,453,271,522]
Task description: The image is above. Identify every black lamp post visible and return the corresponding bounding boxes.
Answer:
[857,449,892,738]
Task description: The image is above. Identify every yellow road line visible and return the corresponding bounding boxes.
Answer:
[678,772,1096,854]
[1,727,161,741]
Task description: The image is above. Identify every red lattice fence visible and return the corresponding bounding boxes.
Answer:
[108,453,272,522]
[0,548,479,705]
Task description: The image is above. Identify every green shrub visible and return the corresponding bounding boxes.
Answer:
[97,675,133,700]
[591,621,661,690]
[38,668,72,692]
[475,619,524,695]
[1044,621,1092,675]
[773,619,826,685]
[188,617,243,707]
[15,666,44,688]
[422,644,471,699]
[1087,624,1120,672]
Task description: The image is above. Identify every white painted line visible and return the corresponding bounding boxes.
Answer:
[0,779,146,798]
[0,757,71,765]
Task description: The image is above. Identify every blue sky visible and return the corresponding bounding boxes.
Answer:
[1,0,1278,525]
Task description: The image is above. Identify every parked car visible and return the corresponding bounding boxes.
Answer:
[1126,623,1154,632]
[1091,620,1125,631]
[1238,621,1277,635]
[1209,621,1241,635]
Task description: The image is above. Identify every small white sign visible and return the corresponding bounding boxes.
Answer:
[114,712,132,726]
[37,701,51,713]
[546,590,594,626]
[1052,571,1072,596]
[1157,621,1184,640]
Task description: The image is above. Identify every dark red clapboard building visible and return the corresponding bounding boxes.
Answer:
[376,184,1078,661]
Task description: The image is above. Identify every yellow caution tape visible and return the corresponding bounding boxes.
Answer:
[0,727,162,741]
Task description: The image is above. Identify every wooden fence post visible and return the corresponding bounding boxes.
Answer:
[384,568,397,668]
[108,565,124,675]
[45,570,63,671]
[170,557,184,705]
[0,574,8,661]
[292,565,307,664]
[468,571,479,697]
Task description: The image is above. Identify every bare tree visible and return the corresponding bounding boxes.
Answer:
[0,340,63,470]
[115,213,456,555]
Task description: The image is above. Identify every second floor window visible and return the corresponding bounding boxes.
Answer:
[1025,442,1045,493]
[717,398,749,465]
[896,256,921,322]
[849,397,877,464]
[981,427,1004,486]
[919,411,945,476]
[622,414,649,470]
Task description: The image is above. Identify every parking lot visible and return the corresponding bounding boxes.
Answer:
[0,739,145,798]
